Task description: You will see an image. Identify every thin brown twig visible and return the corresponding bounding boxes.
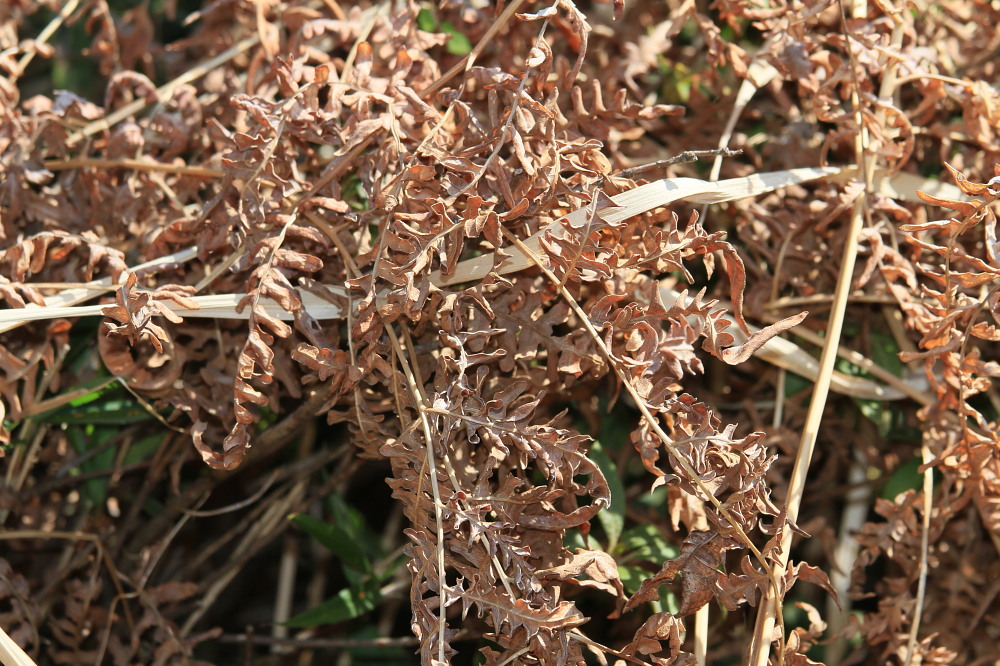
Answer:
[448,0,560,201]
[382,324,449,663]
[215,633,419,648]
[43,157,224,179]
[179,483,305,637]
[0,530,136,640]
[612,148,743,179]
[339,1,388,81]
[180,470,280,517]
[556,178,606,291]
[569,629,653,666]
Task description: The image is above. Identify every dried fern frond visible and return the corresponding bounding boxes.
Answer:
[1,168,841,327]
[0,166,931,402]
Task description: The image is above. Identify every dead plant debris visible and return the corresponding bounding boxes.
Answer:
[2,0,1000,664]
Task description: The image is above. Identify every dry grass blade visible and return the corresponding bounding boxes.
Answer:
[0,166,917,404]
[432,167,843,287]
[384,325,450,663]
[750,179,864,666]
[0,626,37,666]
[0,247,198,334]
[5,169,838,327]
[656,283,930,402]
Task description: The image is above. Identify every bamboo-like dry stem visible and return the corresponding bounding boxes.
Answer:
[43,158,224,179]
[0,625,37,666]
[749,2,893,662]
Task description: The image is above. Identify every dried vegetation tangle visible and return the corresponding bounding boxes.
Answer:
[1,0,1000,664]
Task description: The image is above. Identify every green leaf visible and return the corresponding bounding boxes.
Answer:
[596,399,635,453]
[619,523,677,565]
[563,527,588,552]
[36,388,154,426]
[327,491,365,537]
[869,329,904,377]
[853,394,892,438]
[327,491,386,565]
[416,8,437,32]
[124,433,165,465]
[783,371,814,398]
[340,172,370,211]
[589,441,625,551]
[66,425,116,505]
[290,513,373,574]
[619,564,678,612]
[635,485,668,511]
[283,577,381,627]
[619,564,649,596]
[881,455,925,500]
[66,376,118,407]
[440,21,472,56]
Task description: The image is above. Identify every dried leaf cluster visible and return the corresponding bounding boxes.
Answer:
[2,0,1000,665]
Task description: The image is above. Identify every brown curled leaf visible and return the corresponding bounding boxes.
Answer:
[718,311,808,365]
